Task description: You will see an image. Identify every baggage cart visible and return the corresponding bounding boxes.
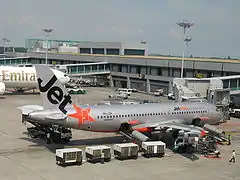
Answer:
[113,143,139,160]
[85,145,111,163]
[56,148,83,167]
[141,141,165,158]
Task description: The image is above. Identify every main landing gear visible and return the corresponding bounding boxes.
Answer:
[26,123,72,144]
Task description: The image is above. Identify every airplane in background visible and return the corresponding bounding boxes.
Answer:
[19,65,223,144]
[0,65,70,95]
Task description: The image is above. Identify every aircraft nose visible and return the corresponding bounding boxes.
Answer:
[60,74,70,84]
[64,76,70,84]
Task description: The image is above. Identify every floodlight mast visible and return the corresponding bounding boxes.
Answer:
[42,28,54,64]
[184,36,192,57]
[176,20,194,78]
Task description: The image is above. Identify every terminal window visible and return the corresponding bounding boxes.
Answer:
[124,49,145,56]
[92,48,104,54]
[106,48,120,55]
[80,48,91,54]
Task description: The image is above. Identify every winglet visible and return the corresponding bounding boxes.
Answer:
[34,65,73,114]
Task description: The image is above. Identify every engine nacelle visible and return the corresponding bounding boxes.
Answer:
[131,130,150,142]
[0,82,5,95]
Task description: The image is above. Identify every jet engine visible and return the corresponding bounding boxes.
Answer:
[0,82,6,95]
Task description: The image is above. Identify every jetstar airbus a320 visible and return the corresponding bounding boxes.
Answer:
[19,65,223,144]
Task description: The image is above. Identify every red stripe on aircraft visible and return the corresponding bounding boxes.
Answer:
[200,117,210,120]
[128,120,140,125]
[132,127,152,133]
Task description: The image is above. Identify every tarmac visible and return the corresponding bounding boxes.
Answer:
[0,87,239,180]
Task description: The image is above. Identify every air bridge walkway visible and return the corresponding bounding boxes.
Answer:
[0,57,110,76]
[57,62,110,76]
[174,75,240,96]
[218,75,240,95]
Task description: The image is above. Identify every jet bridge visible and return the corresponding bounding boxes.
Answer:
[172,77,230,122]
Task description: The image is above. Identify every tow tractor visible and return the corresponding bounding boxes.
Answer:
[173,130,199,153]
[25,122,72,144]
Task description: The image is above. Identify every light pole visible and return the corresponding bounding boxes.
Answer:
[184,36,192,57]
[176,20,194,78]
[42,28,54,64]
[2,38,11,58]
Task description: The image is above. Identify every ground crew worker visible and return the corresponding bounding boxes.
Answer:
[228,134,232,145]
[229,150,236,163]
[101,150,105,164]
[222,131,226,137]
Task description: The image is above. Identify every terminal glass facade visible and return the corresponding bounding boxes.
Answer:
[124,49,145,56]
[106,48,120,55]
[0,58,30,65]
[92,48,104,54]
[80,48,91,54]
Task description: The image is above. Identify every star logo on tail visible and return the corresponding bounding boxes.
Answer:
[68,104,95,127]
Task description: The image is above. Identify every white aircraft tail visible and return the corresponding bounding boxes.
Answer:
[34,65,73,114]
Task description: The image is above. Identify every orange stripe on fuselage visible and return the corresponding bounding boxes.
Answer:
[200,117,210,120]
[132,127,152,133]
[128,120,140,125]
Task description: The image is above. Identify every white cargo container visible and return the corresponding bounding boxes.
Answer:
[113,143,139,160]
[141,141,165,158]
[56,148,83,166]
[85,145,111,163]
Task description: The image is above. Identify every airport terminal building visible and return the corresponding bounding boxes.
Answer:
[3,38,240,93]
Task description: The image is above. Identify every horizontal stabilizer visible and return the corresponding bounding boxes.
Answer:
[18,105,44,115]
[45,113,67,120]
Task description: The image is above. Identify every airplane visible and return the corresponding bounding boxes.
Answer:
[0,65,70,95]
[19,65,223,144]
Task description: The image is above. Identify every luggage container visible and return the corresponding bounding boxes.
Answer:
[113,143,139,160]
[56,148,83,167]
[85,145,111,163]
[141,141,165,158]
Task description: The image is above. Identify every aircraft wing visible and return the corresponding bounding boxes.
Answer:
[132,119,205,134]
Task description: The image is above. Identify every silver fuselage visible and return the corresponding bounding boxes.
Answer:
[26,101,223,132]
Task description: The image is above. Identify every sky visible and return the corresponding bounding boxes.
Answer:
[0,0,239,58]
